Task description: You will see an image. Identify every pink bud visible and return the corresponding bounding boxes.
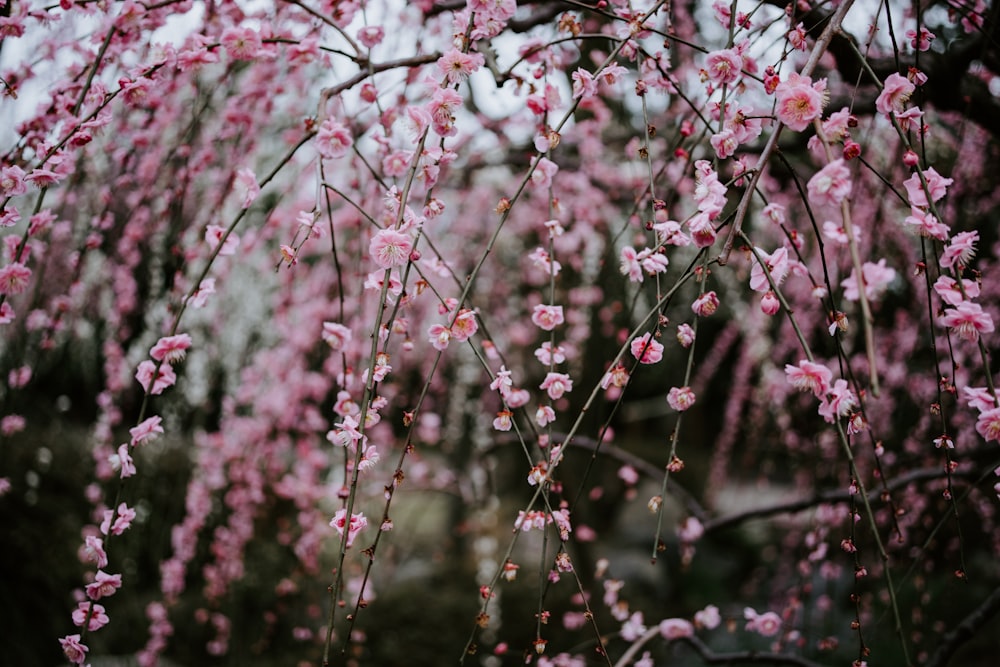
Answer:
[761,291,780,315]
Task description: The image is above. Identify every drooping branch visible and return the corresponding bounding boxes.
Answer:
[924,584,1000,667]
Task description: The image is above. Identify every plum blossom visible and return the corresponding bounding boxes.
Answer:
[807,159,851,207]
[534,341,566,366]
[427,323,451,351]
[630,333,664,364]
[369,228,413,269]
[536,405,556,426]
[530,156,558,190]
[695,605,721,629]
[60,634,89,665]
[903,167,953,208]
[428,87,463,137]
[667,386,696,411]
[904,208,949,240]
[115,443,136,478]
[540,372,573,400]
[85,570,122,600]
[234,167,259,208]
[785,360,832,397]
[876,73,915,116]
[101,502,136,536]
[676,323,696,348]
[0,262,31,294]
[621,611,647,641]
[0,165,27,197]
[818,379,859,423]
[975,407,1000,442]
[841,259,896,302]
[749,246,789,292]
[531,304,564,330]
[82,535,108,568]
[745,608,782,637]
[933,275,980,306]
[692,291,720,317]
[704,48,743,85]
[493,410,512,431]
[940,231,978,269]
[205,225,239,256]
[73,601,110,631]
[150,333,192,363]
[436,49,484,85]
[907,26,935,51]
[571,68,597,99]
[659,618,694,640]
[330,509,367,548]
[774,73,826,131]
[135,360,177,395]
[940,302,994,342]
[322,322,352,350]
[221,26,262,60]
[316,117,352,158]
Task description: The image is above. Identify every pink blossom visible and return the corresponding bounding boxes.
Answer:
[630,333,664,364]
[761,291,780,315]
[691,291,720,317]
[150,333,192,363]
[536,405,556,426]
[322,322,352,350]
[676,323,696,348]
[330,509,368,548]
[316,117,353,158]
[903,208,949,240]
[975,407,1000,442]
[933,275,980,306]
[571,68,597,99]
[667,386,696,411]
[963,386,997,412]
[493,410,513,431]
[60,634,89,665]
[876,73,915,116]
[437,49,484,85]
[619,247,643,282]
[101,502,136,536]
[73,601,109,631]
[0,414,25,436]
[135,360,177,395]
[451,308,478,341]
[82,536,108,568]
[785,360,832,397]
[205,225,239,256]
[841,259,896,302]
[745,609,782,637]
[774,73,826,132]
[534,341,566,366]
[807,159,852,207]
[369,228,413,269]
[906,26,935,51]
[940,302,994,342]
[357,25,384,48]
[427,323,452,351]
[818,379,858,423]
[540,372,573,400]
[428,87,463,137]
[903,167,953,207]
[234,167,259,208]
[940,230,978,269]
[621,611,647,641]
[85,570,122,600]
[749,246,790,292]
[188,278,216,308]
[659,618,694,640]
[221,26,262,60]
[7,364,31,388]
[531,304,564,331]
[115,443,136,478]
[530,156,559,190]
[704,48,743,85]
[694,604,721,629]
[490,366,513,397]
[0,165,27,196]
[0,262,31,294]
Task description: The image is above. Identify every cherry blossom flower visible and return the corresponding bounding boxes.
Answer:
[933,275,980,306]
[904,208,949,240]
[630,333,664,364]
[975,407,1000,442]
[493,410,513,431]
[694,605,721,630]
[73,601,109,631]
[659,618,694,640]
[785,360,832,397]
[704,48,743,85]
[115,443,136,478]
[490,366,513,398]
[691,291,720,317]
[667,386,696,411]
[749,246,790,292]
[428,87,463,137]
[369,228,413,269]
[530,156,559,190]
[940,302,994,342]
[963,386,998,412]
[60,634,89,665]
[135,360,177,395]
[536,405,556,426]
[234,167,259,209]
[760,291,780,315]
[531,304,564,331]
[0,261,31,294]
[903,167,953,207]
[82,535,108,568]
[322,322,352,350]
[85,570,122,600]
[221,26,261,60]
[818,379,859,423]
[876,73,915,116]
[316,117,352,158]
[451,308,478,341]
[205,225,239,256]
[101,502,136,536]
[676,324,696,348]
[0,164,27,196]
[330,509,367,548]
[744,608,782,637]
[427,323,452,351]
[621,611,647,641]
[187,278,216,308]
[150,333,192,363]
[906,26,935,51]
[534,341,566,366]
[600,364,630,390]
[437,49,484,85]
[807,159,852,208]
[357,25,384,48]
[841,259,896,302]
[571,68,597,99]
[940,230,978,269]
[775,73,826,131]
[540,372,573,400]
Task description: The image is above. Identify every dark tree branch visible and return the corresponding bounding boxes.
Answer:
[925,585,1000,667]
[674,634,830,667]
